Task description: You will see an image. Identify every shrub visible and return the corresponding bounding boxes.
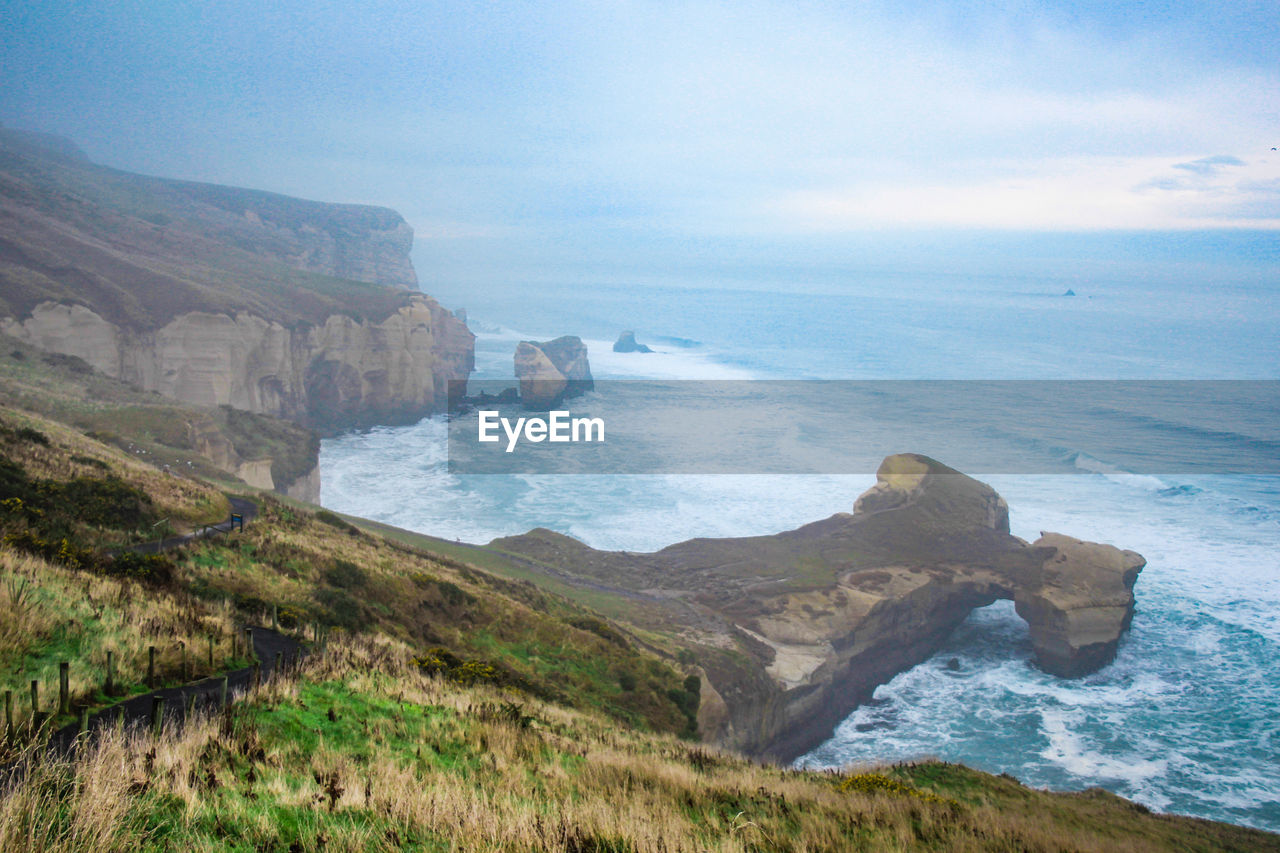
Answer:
[42,353,93,374]
[2,529,92,570]
[103,551,175,585]
[314,510,360,535]
[838,772,956,807]
[435,578,473,606]
[277,605,303,630]
[46,475,156,528]
[315,587,372,630]
[474,701,533,728]
[566,616,628,647]
[324,559,367,589]
[15,427,49,446]
[412,648,503,687]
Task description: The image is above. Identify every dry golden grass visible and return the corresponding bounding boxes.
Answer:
[4,635,1270,853]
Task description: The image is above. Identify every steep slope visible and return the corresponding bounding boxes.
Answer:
[0,336,321,499]
[0,126,473,431]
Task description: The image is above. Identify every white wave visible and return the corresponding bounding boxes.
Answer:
[1072,452,1168,492]
[580,336,760,380]
[1039,708,1170,796]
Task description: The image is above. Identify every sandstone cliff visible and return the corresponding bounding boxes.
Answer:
[0,339,323,500]
[1,295,473,432]
[0,127,474,433]
[514,336,593,409]
[491,453,1144,761]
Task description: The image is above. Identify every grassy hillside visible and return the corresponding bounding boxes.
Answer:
[1,403,1277,851]
[4,636,1277,852]
[0,405,699,742]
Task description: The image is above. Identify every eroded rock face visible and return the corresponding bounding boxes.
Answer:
[1016,533,1146,677]
[514,336,593,409]
[492,453,1144,761]
[1,295,474,433]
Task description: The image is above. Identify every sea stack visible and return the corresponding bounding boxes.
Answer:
[613,330,653,353]
[514,336,594,409]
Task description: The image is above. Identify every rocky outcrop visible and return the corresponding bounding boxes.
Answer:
[514,336,593,409]
[492,453,1144,761]
[184,416,320,502]
[613,331,653,353]
[1,295,474,433]
[1016,533,1145,676]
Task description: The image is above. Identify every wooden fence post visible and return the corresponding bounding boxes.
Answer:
[58,662,70,716]
[245,628,254,661]
[105,650,115,696]
[78,707,89,738]
[219,676,229,710]
[151,696,164,738]
[274,651,282,676]
[29,680,39,732]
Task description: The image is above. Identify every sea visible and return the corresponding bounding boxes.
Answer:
[320,273,1280,831]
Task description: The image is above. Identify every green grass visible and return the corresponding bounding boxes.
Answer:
[10,647,1271,853]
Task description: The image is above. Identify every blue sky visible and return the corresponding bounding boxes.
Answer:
[2,1,1278,287]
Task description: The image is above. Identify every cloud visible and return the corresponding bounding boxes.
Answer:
[761,155,1280,231]
[1172,155,1247,175]
[5,0,1280,260]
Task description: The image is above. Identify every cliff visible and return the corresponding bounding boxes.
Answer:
[0,126,473,432]
[0,338,322,501]
[491,453,1144,760]
[1,295,472,432]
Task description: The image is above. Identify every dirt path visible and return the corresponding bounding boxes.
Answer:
[33,496,295,755]
[129,495,259,555]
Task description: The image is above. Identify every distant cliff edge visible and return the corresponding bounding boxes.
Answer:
[0,126,474,437]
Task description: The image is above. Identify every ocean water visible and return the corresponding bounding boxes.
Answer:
[321,275,1280,831]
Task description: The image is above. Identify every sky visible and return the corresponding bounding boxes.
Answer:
[2,0,1278,290]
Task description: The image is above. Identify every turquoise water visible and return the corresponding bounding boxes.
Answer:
[322,274,1280,830]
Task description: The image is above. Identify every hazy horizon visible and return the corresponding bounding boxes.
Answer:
[3,1,1277,290]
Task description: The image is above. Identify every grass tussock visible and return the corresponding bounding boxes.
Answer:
[1,636,1275,853]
